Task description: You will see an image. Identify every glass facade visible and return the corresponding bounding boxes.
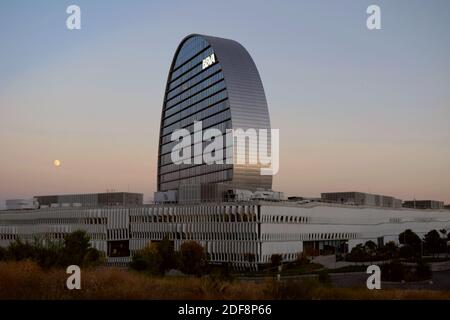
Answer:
[157,34,273,196]
[158,36,232,192]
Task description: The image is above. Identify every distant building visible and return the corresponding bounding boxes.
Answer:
[34,192,143,208]
[321,192,402,208]
[445,205,450,210]
[403,200,444,210]
[5,199,38,210]
[287,196,321,203]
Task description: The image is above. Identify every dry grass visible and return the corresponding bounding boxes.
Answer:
[0,260,263,299]
[0,261,449,300]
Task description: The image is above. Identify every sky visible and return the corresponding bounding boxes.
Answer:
[1,0,450,207]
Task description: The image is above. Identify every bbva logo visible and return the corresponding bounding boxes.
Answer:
[202,53,216,70]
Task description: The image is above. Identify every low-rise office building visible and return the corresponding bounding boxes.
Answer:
[321,192,402,208]
[1,201,449,269]
[403,200,444,210]
[5,199,39,210]
[35,192,143,208]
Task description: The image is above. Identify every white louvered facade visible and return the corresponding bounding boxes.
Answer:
[1,202,450,269]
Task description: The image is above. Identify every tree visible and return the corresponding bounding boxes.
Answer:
[130,238,178,275]
[365,241,377,255]
[381,261,406,281]
[61,230,92,266]
[399,229,421,247]
[3,231,101,268]
[33,236,64,269]
[158,237,177,273]
[0,246,6,261]
[362,241,377,263]
[180,241,206,275]
[6,239,36,261]
[130,242,163,274]
[364,240,377,251]
[448,233,450,252]
[270,254,282,267]
[399,245,415,259]
[448,232,450,254]
[383,241,399,259]
[347,244,368,262]
[398,229,422,258]
[83,247,104,267]
[129,256,149,271]
[424,230,445,257]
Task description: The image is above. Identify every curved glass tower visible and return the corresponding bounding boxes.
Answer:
[157,34,272,202]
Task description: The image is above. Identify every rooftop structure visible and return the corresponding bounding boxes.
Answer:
[403,200,444,210]
[5,199,38,210]
[34,192,143,208]
[321,192,402,208]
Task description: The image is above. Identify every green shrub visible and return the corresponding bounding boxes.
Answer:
[270,254,282,267]
[83,247,104,267]
[129,256,149,271]
[130,242,164,275]
[6,239,36,261]
[2,231,102,269]
[381,261,406,281]
[381,260,433,282]
[158,237,178,273]
[180,241,206,276]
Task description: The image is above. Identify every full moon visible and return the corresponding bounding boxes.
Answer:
[53,159,61,167]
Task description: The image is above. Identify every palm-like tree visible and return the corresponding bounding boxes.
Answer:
[439,229,449,257]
